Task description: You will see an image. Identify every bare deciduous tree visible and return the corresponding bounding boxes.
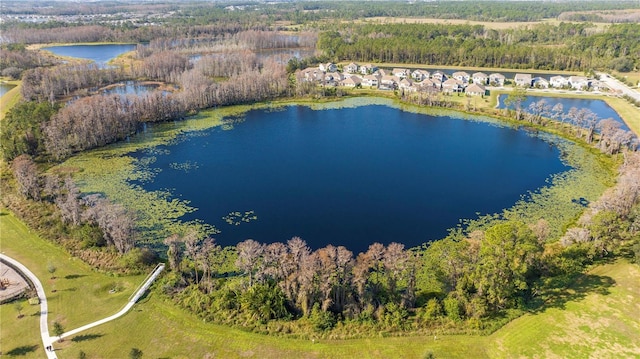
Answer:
[11,154,41,201]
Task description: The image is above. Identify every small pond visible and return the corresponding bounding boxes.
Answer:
[0,83,16,97]
[497,94,629,130]
[43,44,137,67]
[102,81,159,96]
[128,104,570,253]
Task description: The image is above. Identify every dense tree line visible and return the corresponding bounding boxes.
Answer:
[561,151,640,256]
[21,64,127,102]
[4,0,638,25]
[9,154,138,256]
[0,44,57,79]
[273,1,640,23]
[0,100,59,161]
[164,236,417,330]
[316,22,640,72]
[43,94,141,160]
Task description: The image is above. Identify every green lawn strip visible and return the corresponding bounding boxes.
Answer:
[0,297,43,358]
[602,97,640,137]
[0,79,22,120]
[0,210,145,333]
[63,293,488,359]
[487,260,640,358]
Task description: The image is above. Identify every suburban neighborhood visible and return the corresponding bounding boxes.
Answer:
[297,62,612,97]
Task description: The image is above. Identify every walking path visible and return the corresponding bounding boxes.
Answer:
[0,254,57,359]
[59,263,165,339]
[0,254,164,358]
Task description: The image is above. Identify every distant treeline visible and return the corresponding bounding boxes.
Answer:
[316,22,640,72]
[2,0,639,24]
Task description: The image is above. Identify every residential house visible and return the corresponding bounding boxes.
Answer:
[344,62,359,74]
[532,76,549,88]
[430,78,443,89]
[411,69,430,81]
[360,64,377,75]
[472,72,489,85]
[569,76,590,90]
[452,71,471,84]
[362,74,380,87]
[392,68,411,79]
[465,83,486,96]
[339,75,362,88]
[489,73,506,86]
[377,68,390,77]
[431,71,447,82]
[514,73,533,87]
[417,79,440,94]
[325,72,344,85]
[417,78,436,89]
[319,62,337,73]
[379,75,397,89]
[549,75,569,88]
[398,78,415,92]
[299,68,324,82]
[442,78,465,93]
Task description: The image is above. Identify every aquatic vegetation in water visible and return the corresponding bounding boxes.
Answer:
[223,210,258,226]
[221,115,246,131]
[143,147,170,156]
[169,161,200,173]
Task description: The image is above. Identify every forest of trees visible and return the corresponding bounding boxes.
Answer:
[316,22,640,72]
[2,0,638,25]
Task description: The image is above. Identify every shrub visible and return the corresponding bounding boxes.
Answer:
[309,303,336,332]
[443,296,462,322]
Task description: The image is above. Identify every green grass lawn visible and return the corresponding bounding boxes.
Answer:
[488,260,640,358]
[2,209,639,358]
[0,210,145,357]
[0,79,22,121]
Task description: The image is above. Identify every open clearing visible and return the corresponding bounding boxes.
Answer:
[1,210,638,358]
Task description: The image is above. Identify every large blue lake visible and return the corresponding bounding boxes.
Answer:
[130,104,569,253]
[43,44,136,66]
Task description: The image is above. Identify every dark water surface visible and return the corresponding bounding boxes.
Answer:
[43,44,136,66]
[130,105,569,253]
[103,81,159,96]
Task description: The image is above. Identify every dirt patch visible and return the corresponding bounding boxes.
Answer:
[0,261,30,303]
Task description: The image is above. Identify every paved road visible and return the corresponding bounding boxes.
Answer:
[0,254,57,359]
[596,72,640,103]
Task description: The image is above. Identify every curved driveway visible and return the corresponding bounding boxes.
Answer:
[0,254,57,359]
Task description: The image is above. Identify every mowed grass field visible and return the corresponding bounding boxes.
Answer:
[489,260,640,358]
[2,210,639,358]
